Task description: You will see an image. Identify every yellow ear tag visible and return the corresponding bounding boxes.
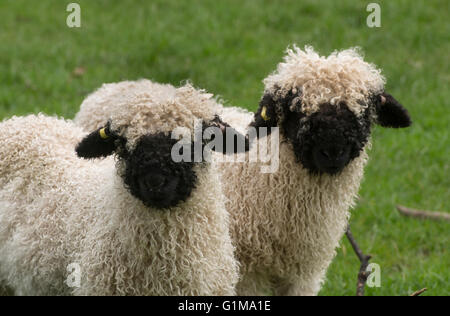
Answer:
[99,128,109,139]
[261,106,270,121]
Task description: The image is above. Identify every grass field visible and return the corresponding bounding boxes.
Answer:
[0,0,448,296]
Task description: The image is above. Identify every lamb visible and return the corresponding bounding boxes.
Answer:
[0,83,243,295]
[213,46,411,295]
[73,46,412,296]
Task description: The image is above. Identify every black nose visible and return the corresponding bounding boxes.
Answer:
[137,171,180,208]
[313,144,351,175]
[142,173,166,189]
[319,147,345,161]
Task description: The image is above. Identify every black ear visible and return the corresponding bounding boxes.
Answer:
[375,93,412,128]
[76,123,118,159]
[250,93,278,133]
[206,115,250,154]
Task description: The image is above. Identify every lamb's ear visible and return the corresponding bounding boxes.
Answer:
[76,123,118,159]
[205,116,250,154]
[375,92,412,128]
[250,93,278,132]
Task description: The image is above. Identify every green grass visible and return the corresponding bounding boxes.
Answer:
[0,0,448,296]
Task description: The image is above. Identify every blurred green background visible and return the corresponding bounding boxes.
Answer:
[0,0,448,296]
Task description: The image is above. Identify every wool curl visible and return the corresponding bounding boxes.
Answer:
[263,45,385,116]
[75,79,218,150]
[215,105,369,296]
[0,114,238,296]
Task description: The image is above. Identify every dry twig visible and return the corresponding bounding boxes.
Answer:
[410,288,427,296]
[397,205,450,222]
[345,226,372,296]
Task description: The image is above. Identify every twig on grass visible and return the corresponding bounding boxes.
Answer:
[345,226,372,296]
[397,205,450,222]
[410,288,427,296]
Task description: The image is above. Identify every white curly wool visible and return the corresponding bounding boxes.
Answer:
[216,105,368,296]
[75,79,176,133]
[264,45,385,116]
[0,114,238,296]
[75,80,217,148]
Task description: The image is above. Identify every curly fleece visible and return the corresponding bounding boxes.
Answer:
[0,115,238,296]
[74,79,217,148]
[216,105,369,296]
[264,45,385,116]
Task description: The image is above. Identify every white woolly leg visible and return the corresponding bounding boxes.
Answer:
[236,272,273,296]
[273,276,322,296]
[237,271,324,296]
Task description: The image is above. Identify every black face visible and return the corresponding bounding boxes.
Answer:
[75,117,249,209]
[283,103,371,175]
[76,128,198,209]
[250,89,411,176]
[119,133,197,209]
